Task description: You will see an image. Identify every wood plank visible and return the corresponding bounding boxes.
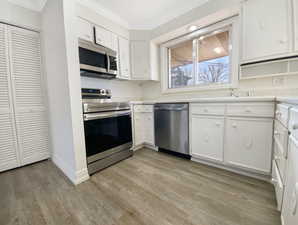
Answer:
[0,149,281,225]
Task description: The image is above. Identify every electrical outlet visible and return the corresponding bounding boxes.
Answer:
[272,77,285,86]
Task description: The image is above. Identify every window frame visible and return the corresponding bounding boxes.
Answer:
[160,17,239,94]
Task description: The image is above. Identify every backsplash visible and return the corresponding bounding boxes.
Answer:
[80,76,143,101]
[140,74,298,100]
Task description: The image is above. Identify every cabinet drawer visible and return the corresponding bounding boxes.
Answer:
[272,160,284,211]
[274,120,289,157]
[273,138,287,183]
[289,107,298,140]
[191,104,225,116]
[134,105,153,113]
[275,104,290,128]
[227,103,274,117]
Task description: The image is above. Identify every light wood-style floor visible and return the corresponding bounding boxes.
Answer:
[0,148,281,225]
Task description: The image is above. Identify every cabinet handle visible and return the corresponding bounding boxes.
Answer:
[245,138,253,149]
[203,108,209,113]
[279,39,287,44]
[244,108,252,113]
[276,111,281,116]
[232,123,237,128]
[215,122,221,127]
[274,156,282,161]
[274,131,280,136]
[271,178,278,185]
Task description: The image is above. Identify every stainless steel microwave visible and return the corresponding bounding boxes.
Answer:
[79,40,118,79]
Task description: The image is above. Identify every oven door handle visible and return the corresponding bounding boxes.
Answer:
[84,110,131,121]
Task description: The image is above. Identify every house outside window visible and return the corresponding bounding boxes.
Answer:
[161,17,239,93]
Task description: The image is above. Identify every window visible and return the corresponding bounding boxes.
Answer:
[161,18,239,93]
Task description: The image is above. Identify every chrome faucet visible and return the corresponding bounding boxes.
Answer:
[230,88,239,97]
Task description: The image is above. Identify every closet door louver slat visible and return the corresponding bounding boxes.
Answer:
[8,25,49,166]
[0,24,20,172]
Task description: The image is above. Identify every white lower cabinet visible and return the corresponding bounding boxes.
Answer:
[281,136,298,225]
[190,102,274,177]
[225,117,273,174]
[272,160,285,211]
[134,113,144,146]
[133,105,155,148]
[191,115,224,162]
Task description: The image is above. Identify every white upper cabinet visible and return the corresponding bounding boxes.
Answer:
[191,115,224,162]
[131,41,150,80]
[94,26,112,49]
[130,41,159,81]
[118,36,131,79]
[225,117,273,174]
[77,17,93,42]
[241,0,291,62]
[110,33,119,52]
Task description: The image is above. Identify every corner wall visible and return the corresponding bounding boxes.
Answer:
[42,0,89,184]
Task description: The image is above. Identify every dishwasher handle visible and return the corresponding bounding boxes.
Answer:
[154,104,188,111]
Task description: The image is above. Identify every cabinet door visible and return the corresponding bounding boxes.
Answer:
[77,17,93,42]
[131,41,150,80]
[118,37,131,79]
[191,115,224,162]
[281,136,298,225]
[8,26,50,166]
[225,117,273,173]
[0,24,19,172]
[110,33,119,52]
[94,26,112,49]
[143,113,154,145]
[241,0,291,62]
[134,113,144,146]
[294,0,298,52]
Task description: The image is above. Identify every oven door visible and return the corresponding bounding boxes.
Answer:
[83,110,132,163]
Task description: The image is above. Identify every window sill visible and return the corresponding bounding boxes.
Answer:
[161,83,237,94]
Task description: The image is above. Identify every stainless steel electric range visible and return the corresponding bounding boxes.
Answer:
[82,88,133,174]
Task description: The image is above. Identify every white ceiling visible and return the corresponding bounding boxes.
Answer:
[8,0,47,12]
[90,0,209,29]
[8,0,209,30]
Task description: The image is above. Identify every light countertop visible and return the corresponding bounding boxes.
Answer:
[130,96,276,105]
[276,97,298,105]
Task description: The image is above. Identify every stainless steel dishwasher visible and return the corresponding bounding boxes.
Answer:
[154,103,189,155]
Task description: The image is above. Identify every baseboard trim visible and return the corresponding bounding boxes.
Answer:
[51,154,89,185]
[75,168,89,185]
[132,143,158,151]
[191,157,271,182]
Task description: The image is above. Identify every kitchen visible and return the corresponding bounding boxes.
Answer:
[0,0,298,224]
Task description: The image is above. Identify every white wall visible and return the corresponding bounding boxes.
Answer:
[76,3,143,101]
[81,77,143,101]
[42,0,88,185]
[0,0,41,30]
[140,0,298,100]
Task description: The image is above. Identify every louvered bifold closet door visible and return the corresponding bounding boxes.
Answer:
[8,25,49,166]
[0,24,20,172]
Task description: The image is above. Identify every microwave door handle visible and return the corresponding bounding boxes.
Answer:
[106,54,110,73]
